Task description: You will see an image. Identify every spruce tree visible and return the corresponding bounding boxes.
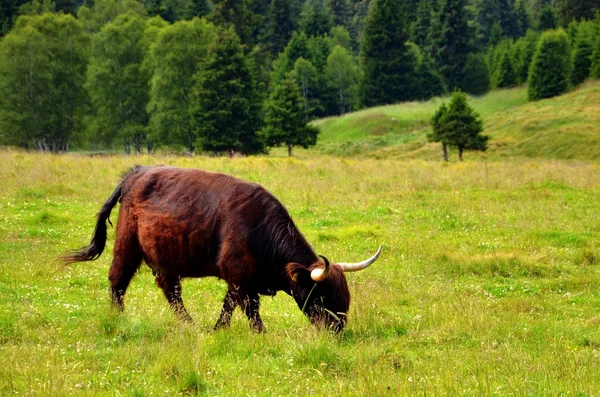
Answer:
[511,30,539,84]
[261,75,319,157]
[537,5,556,31]
[262,0,297,59]
[211,0,257,49]
[193,28,264,155]
[300,0,333,38]
[570,24,594,86]
[435,0,473,92]
[493,51,517,88]
[427,103,449,161]
[528,29,571,101]
[514,0,530,37]
[461,53,490,96]
[360,0,417,107]
[325,0,350,27]
[410,0,432,48]
[415,55,445,100]
[434,91,488,161]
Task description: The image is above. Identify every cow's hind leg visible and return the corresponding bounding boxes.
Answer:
[155,274,193,323]
[108,220,143,311]
[242,292,264,333]
[108,246,143,311]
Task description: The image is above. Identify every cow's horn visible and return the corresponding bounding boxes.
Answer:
[311,255,331,282]
[338,245,382,272]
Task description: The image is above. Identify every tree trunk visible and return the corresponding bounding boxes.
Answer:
[288,144,292,157]
[442,142,448,162]
[459,146,464,161]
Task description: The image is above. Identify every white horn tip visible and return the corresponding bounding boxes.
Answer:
[311,268,327,282]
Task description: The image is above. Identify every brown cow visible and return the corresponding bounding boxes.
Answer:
[62,165,381,332]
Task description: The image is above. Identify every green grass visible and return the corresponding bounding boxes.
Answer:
[1,151,600,395]
[315,81,600,161]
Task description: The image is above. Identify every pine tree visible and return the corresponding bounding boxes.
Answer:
[360,0,417,107]
[570,24,595,86]
[514,0,530,37]
[435,0,473,92]
[511,30,539,84]
[261,75,319,157]
[557,0,599,27]
[461,53,490,96]
[528,29,571,101]
[193,28,264,155]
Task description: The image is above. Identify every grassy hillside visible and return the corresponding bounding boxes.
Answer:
[315,81,600,161]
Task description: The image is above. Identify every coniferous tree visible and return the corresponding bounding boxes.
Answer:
[262,0,297,59]
[514,0,530,37]
[528,29,571,101]
[537,5,556,31]
[435,0,473,92]
[211,0,257,50]
[557,0,599,27]
[360,0,416,107]
[461,53,490,96]
[410,0,432,48]
[415,55,446,100]
[511,30,539,84]
[193,28,264,155]
[330,25,353,51]
[261,75,319,157]
[428,102,449,161]
[85,12,149,153]
[493,51,517,88]
[300,0,333,37]
[431,91,488,161]
[271,31,310,83]
[325,0,350,27]
[570,23,595,86]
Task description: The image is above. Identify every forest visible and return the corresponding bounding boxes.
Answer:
[0,0,599,155]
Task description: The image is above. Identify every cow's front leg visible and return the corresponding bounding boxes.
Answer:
[155,274,193,323]
[242,292,264,333]
[214,289,238,330]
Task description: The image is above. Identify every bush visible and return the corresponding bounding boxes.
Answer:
[528,29,571,101]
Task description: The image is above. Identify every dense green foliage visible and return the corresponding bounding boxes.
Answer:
[528,29,571,101]
[0,0,599,153]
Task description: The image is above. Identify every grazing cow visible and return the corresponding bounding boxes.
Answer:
[62,165,381,332]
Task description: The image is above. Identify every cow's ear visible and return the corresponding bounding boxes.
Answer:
[285,262,309,283]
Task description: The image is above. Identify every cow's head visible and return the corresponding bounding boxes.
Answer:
[287,246,382,332]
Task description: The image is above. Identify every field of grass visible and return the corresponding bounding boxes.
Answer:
[315,81,600,161]
[1,151,600,395]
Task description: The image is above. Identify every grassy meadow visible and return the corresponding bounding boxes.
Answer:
[1,151,600,395]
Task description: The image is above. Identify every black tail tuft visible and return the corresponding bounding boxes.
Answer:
[61,176,128,265]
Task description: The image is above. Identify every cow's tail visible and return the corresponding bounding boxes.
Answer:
[61,166,140,265]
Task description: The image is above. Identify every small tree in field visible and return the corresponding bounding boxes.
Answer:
[261,75,319,157]
[429,91,488,161]
[528,29,571,101]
